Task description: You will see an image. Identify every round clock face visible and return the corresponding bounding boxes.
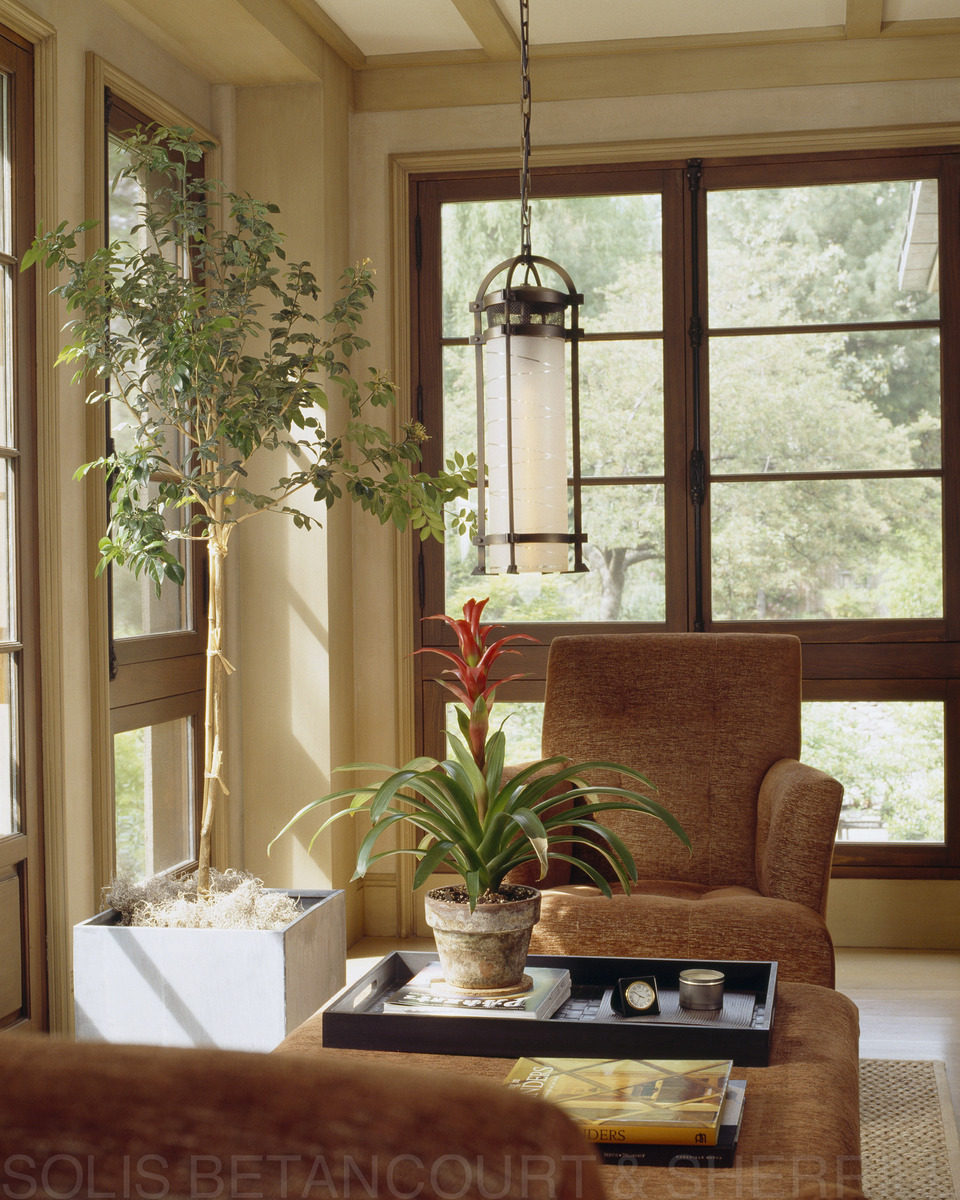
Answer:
[624,979,657,1011]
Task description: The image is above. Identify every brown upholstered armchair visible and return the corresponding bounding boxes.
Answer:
[527,632,843,986]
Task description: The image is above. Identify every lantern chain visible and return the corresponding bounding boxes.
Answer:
[519,0,532,260]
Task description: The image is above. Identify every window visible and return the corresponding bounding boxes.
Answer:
[104,93,206,880]
[412,148,960,876]
[0,24,44,1029]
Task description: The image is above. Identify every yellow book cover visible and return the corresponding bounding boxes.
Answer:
[504,1057,733,1146]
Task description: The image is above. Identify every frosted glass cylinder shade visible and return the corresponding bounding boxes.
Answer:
[484,332,568,573]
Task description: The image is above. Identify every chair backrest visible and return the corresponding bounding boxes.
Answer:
[541,632,802,888]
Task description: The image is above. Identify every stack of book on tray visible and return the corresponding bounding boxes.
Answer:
[504,1057,746,1168]
[381,962,571,1019]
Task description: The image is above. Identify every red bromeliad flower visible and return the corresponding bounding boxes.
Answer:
[418,598,536,769]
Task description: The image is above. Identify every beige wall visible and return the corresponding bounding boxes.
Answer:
[345,76,960,947]
[828,879,960,949]
[231,65,368,946]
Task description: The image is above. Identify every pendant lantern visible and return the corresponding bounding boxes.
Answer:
[470,0,587,575]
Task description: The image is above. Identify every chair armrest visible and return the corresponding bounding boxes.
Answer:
[756,758,844,915]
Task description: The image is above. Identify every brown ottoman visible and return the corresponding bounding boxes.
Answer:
[278,980,864,1200]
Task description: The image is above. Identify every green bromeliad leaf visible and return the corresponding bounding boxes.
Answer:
[270,721,690,908]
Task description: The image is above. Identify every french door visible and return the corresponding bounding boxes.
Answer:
[411,145,960,877]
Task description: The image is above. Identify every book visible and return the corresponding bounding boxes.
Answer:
[597,1079,746,1167]
[504,1056,733,1145]
[382,962,571,1019]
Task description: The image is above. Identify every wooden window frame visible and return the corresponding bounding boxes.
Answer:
[0,22,44,1030]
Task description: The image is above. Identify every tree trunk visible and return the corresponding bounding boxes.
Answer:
[585,542,662,621]
[197,534,230,896]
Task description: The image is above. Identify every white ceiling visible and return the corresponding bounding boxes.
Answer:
[307,0,958,61]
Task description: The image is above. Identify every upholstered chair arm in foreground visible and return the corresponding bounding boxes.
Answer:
[756,758,844,916]
[0,1033,604,1200]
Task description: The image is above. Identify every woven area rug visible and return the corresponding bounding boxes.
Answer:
[860,1059,960,1199]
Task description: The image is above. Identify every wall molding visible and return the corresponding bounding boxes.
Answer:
[390,121,960,181]
[357,29,960,112]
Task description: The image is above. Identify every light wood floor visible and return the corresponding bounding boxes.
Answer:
[347,940,960,1119]
[835,947,960,1117]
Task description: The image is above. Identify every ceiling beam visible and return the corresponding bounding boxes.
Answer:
[356,30,960,111]
[845,0,883,39]
[283,0,366,69]
[449,0,518,60]
[104,0,327,84]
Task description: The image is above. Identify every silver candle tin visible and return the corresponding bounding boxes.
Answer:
[678,968,725,1010]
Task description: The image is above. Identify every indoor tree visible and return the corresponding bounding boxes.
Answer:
[23,125,473,896]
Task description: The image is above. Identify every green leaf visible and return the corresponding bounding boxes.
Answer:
[355,811,407,876]
[412,839,455,889]
[505,807,549,878]
[445,731,487,805]
[484,728,507,795]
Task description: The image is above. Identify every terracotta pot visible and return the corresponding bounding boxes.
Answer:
[423,884,541,992]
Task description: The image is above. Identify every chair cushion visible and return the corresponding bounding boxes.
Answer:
[529,883,836,986]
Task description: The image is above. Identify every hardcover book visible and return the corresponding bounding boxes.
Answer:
[598,1079,746,1167]
[504,1056,733,1145]
[382,963,571,1019]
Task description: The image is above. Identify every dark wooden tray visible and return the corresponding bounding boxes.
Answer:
[323,952,777,1065]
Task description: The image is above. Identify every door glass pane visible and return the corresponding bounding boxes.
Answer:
[109,133,147,248]
[0,268,13,447]
[0,655,16,836]
[114,717,195,877]
[441,193,665,619]
[711,477,942,620]
[446,701,543,762]
[708,179,940,328]
[443,342,476,465]
[111,480,192,638]
[0,75,8,257]
[581,341,664,477]
[535,195,663,333]
[446,483,665,623]
[0,458,13,642]
[803,700,945,843]
[108,131,193,639]
[442,194,663,339]
[710,329,941,473]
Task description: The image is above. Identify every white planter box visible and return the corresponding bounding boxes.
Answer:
[73,889,345,1051]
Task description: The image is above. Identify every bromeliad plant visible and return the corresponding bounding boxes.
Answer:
[272,598,690,908]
